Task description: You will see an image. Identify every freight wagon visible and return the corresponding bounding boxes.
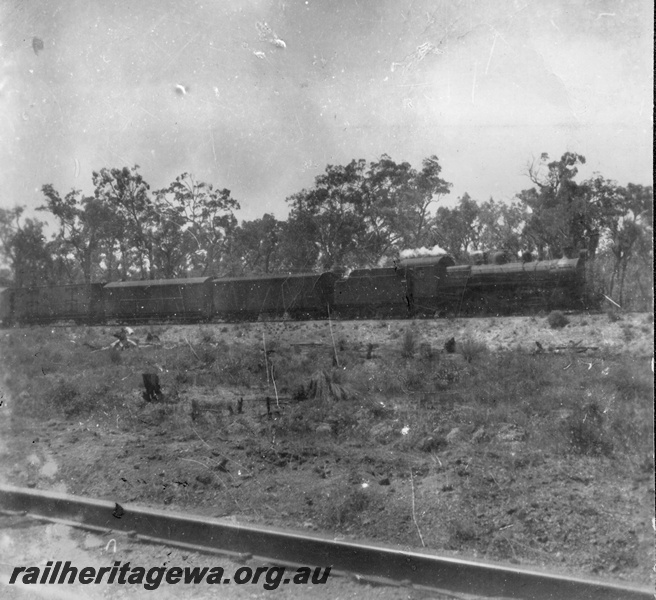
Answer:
[398,255,457,316]
[333,267,410,318]
[212,272,339,321]
[103,278,214,322]
[1,283,104,325]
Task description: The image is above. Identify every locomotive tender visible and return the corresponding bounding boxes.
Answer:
[0,253,588,326]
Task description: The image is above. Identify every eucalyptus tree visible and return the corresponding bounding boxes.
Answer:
[92,165,154,279]
[0,207,54,287]
[40,185,117,282]
[518,152,589,257]
[155,173,240,276]
[223,214,285,276]
[286,155,452,269]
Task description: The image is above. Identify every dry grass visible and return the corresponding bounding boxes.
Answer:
[1,320,653,582]
[3,324,651,466]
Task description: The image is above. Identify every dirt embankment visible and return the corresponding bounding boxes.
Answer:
[158,312,654,356]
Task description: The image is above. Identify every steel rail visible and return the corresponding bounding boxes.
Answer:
[0,485,650,599]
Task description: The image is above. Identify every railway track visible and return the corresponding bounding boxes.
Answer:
[0,485,650,599]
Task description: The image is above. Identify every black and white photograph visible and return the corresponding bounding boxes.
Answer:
[0,1,653,598]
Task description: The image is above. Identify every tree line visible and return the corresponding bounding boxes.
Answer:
[0,152,652,309]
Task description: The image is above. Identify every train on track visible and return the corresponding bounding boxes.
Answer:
[0,251,589,326]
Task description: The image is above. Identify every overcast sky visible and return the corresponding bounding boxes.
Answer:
[1,0,652,225]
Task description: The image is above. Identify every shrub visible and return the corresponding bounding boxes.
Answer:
[607,399,654,456]
[547,311,569,329]
[620,324,635,341]
[366,398,393,418]
[401,328,417,358]
[306,370,355,402]
[419,342,435,361]
[566,402,613,456]
[460,338,488,363]
[175,371,190,384]
[145,326,165,342]
[376,369,405,396]
[198,345,218,366]
[51,379,85,417]
[400,364,431,393]
[447,516,479,546]
[199,327,215,344]
[213,348,265,387]
[322,484,382,528]
[109,348,122,364]
[606,308,622,323]
[611,366,653,403]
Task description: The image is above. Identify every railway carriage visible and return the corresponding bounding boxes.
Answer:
[103,277,214,322]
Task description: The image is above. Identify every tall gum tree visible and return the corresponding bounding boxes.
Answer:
[286,155,452,269]
[223,214,285,276]
[518,152,590,258]
[286,160,367,270]
[0,207,54,287]
[39,185,117,283]
[156,173,240,276]
[433,194,484,259]
[601,182,653,305]
[92,166,154,279]
[409,155,452,246]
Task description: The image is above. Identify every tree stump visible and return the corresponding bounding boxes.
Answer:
[142,373,163,402]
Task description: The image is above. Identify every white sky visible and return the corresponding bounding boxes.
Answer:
[0,0,652,226]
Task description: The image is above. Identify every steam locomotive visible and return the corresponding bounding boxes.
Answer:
[0,252,588,326]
